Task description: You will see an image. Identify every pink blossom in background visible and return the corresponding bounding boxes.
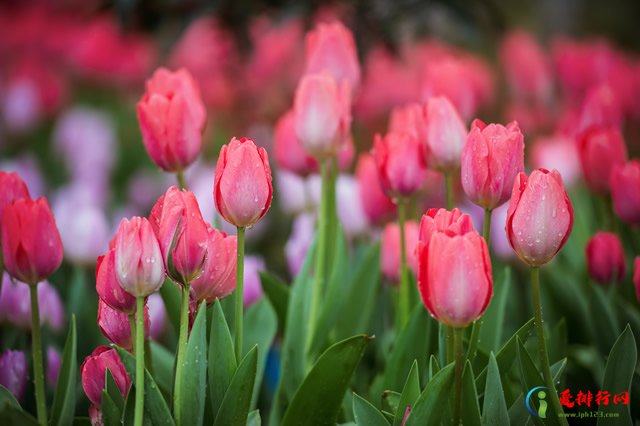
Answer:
[276,171,312,215]
[336,174,370,238]
[244,256,266,308]
[285,213,316,277]
[0,155,45,198]
[576,84,623,133]
[530,134,581,188]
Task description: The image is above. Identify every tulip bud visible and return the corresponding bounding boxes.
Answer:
[113,217,164,297]
[97,299,150,350]
[634,257,640,303]
[214,137,273,228]
[381,221,419,283]
[0,172,30,226]
[422,96,468,172]
[373,132,428,199]
[81,346,131,407]
[150,186,208,285]
[243,256,265,308]
[416,209,492,328]
[304,21,361,90]
[96,249,136,314]
[293,73,352,158]
[354,153,396,224]
[2,197,63,285]
[47,347,61,389]
[274,109,318,175]
[506,169,574,266]
[0,350,28,400]
[610,160,640,226]
[191,225,237,304]
[577,126,627,194]
[137,68,206,172]
[147,293,167,340]
[461,120,525,210]
[585,232,625,285]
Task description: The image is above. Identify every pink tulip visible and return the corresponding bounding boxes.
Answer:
[373,132,428,199]
[150,186,208,285]
[422,97,468,172]
[577,126,627,194]
[274,109,317,175]
[137,68,206,173]
[214,137,273,228]
[585,232,625,285]
[293,73,352,158]
[0,172,30,226]
[381,221,419,283]
[81,346,131,407]
[610,160,640,225]
[0,350,27,400]
[97,299,149,351]
[461,119,525,210]
[46,347,61,389]
[355,153,396,224]
[304,21,361,90]
[416,208,492,328]
[191,225,237,304]
[506,169,574,266]
[113,217,164,297]
[634,257,640,303]
[96,249,136,314]
[2,197,62,285]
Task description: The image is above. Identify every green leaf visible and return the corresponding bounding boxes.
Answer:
[381,391,400,414]
[428,355,440,382]
[243,298,277,408]
[160,280,182,333]
[115,347,174,426]
[394,360,420,426]
[352,393,390,426]
[214,345,258,426]
[478,267,511,353]
[462,361,481,426]
[246,409,261,426]
[209,299,237,419]
[588,285,619,355]
[405,364,455,426]
[597,325,637,426]
[149,341,175,400]
[50,315,77,426]
[259,271,289,331]
[0,385,19,408]
[548,319,567,365]
[176,302,208,426]
[101,389,121,426]
[281,335,372,426]
[482,353,509,426]
[0,401,40,425]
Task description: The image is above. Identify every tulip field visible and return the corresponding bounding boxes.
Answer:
[1,2,640,425]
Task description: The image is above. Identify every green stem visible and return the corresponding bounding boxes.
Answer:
[176,170,186,190]
[235,226,246,361]
[29,284,47,425]
[453,327,464,426]
[173,282,191,417]
[134,297,145,426]
[397,199,410,327]
[129,314,136,353]
[444,172,454,210]
[531,267,568,426]
[446,327,454,364]
[483,208,492,246]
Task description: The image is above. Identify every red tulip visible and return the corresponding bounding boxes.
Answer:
[416,208,492,328]
[137,68,206,172]
[354,153,396,224]
[191,225,237,304]
[214,137,273,228]
[381,221,419,283]
[96,249,136,314]
[577,126,627,194]
[97,299,149,351]
[506,169,573,266]
[461,120,525,210]
[113,217,164,297]
[634,257,640,303]
[81,346,130,407]
[2,197,63,285]
[373,132,428,199]
[422,96,468,172]
[577,84,622,134]
[610,160,640,225]
[293,73,352,158]
[150,186,208,285]
[304,21,360,90]
[585,232,625,285]
[0,171,30,227]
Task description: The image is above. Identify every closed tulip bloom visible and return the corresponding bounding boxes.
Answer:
[419,208,475,242]
[355,153,396,224]
[0,172,30,226]
[610,160,640,225]
[150,186,208,284]
[214,137,273,228]
[137,68,206,172]
[294,73,352,158]
[97,299,149,351]
[381,221,419,283]
[417,218,492,328]
[304,21,361,90]
[274,109,317,175]
[585,232,625,284]
[373,132,428,199]
[422,96,468,172]
[634,257,640,303]
[506,169,574,266]
[2,197,63,285]
[577,126,627,194]
[96,249,136,314]
[191,226,237,304]
[0,350,27,400]
[461,120,525,210]
[81,346,131,407]
[113,217,164,297]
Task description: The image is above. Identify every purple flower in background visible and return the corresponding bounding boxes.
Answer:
[147,293,167,340]
[2,80,41,132]
[127,169,174,212]
[490,203,514,260]
[47,347,62,389]
[0,350,28,400]
[285,213,315,277]
[187,161,218,225]
[336,175,369,238]
[244,256,266,308]
[0,154,45,198]
[276,170,310,215]
[0,274,64,332]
